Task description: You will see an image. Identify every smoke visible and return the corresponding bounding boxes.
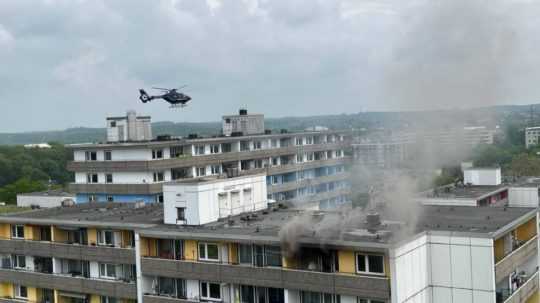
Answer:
[280,0,523,253]
[382,0,518,112]
[279,170,421,256]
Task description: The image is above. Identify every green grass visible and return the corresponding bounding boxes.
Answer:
[0,205,30,214]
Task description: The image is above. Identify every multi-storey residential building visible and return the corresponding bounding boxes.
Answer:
[525,127,540,149]
[0,174,538,303]
[67,112,351,208]
[353,127,496,169]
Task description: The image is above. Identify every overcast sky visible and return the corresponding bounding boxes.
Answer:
[1,0,539,132]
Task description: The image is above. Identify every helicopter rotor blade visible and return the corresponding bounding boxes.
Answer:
[176,85,187,90]
[151,87,170,91]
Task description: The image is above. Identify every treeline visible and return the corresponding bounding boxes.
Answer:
[0,143,72,204]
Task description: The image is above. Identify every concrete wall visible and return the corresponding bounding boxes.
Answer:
[463,168,501,186]
[391,233,496,303]
[163,175,267,225]
[17,195,74,208]
[508,187,539,207]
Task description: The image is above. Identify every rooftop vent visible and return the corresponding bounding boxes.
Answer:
[188,134,198,139]
[61,199,75,207]
[239,109,248,115]
[366,212,381,233]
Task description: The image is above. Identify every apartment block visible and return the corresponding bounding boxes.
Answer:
[0,173,538,303]
[525,127,540,149]
[67,113,351,208]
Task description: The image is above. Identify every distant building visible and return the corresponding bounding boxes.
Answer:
[107,110,152,142]
[23,143,51,149]
[16,190,75,208]
[525,126,540,148]
[222,109,265,136]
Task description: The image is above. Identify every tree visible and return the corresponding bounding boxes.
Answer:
[0,178,46,204]
[508,153,540,177]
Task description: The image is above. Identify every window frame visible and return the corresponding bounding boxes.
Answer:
[200,281,222,301]
[99,263,117,279]
[97,230,115,247]
[198,242,220,262]
[12,254,26,269]
[152,149,164,159]
[105,174,113,184]
[104,150,112,161]
[14,284,28,299]
[11,225,25,239]
[355,253,385,275]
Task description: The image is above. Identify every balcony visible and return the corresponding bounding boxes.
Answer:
[143,295,198,303]
[495,235,538,283]
[140,257,390,300]
[0,268,136,299]
[498,270,538,303]
[267,172,350,194]
[0,238,136,264]
[68,182,163,195]
[67,142,350,173]
[266,157,351,175]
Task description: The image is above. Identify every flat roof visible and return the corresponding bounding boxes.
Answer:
[419,185,507,200]
[0,202,534,248]
[164,173,266,185]
[0,202,163,229]
[67,129,348,149]
[17,190,74,198]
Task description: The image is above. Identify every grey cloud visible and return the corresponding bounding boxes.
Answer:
[0,0,539,132]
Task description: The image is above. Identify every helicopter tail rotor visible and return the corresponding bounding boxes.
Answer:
[139,89,152,103]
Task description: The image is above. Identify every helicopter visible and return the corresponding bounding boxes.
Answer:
[139,85,191,108]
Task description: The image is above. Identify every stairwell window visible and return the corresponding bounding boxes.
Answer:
[200,281,221,301]
[198,243,219,262]
[356,254,384,275]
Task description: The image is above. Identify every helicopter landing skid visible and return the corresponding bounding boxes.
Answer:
[170,104,187,109]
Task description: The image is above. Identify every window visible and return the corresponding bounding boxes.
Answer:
[253,141,262,150]
[306,137,314,145]
[211,165,221,175]
[101,297,117,303]
[105,174,113,184]
[153,172,165,182]
[194,145,205,155]
[271,176,279,185]
[358,299,384,303]
[254,159,263,169]
[295,138,303,146]
[176,207,186,221]
[356,254,384,274]
[296,154,304,163]
[200,281,221,301]
[12,255,26,269]
[39,226,51,241]
[107,195,114,202]
[85,151,97,161]
[301,292,338,303]
[264,246,282,267]
[271,139,278,148]
[104,151,112,161]
[238,244,253,265]
[210,144,220,154]
[240,141,250,151]
[152,149,164,159]
[158,277,186,299]
[199,243,219,261]
[98,230,115,246]
[170,146,184,158]
[221,143,232,153]
[196,167,206,177]
[99,263,117,279]
[272,157,279,166]
[306,153,314,161]
[14,284,27,299]
[87,174,99,183]
[89,195,97,202]
[11,225,24,239]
